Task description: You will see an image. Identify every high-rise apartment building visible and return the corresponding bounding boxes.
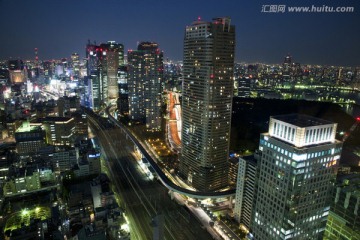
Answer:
[251,114,342,240]
[128,42,163,130]
[179,17,235,191]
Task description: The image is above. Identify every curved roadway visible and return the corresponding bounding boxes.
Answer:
[105,107,236,199]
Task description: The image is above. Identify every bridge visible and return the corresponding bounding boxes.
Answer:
[104,107,236,199]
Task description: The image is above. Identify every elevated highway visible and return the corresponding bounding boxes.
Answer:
[104,107,236,199]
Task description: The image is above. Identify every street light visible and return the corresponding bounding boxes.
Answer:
[21,209,29,216]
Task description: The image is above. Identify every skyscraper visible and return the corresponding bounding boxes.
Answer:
[86,41,100,76]
[71,53,80,77]
[86,41,124,106]
[127,42,163,130]
[237,77,251,98]
[100,41,124,102]
[179,17,235,191]
[118,65,129,115]
[86,41,104,109]
[251,114,342,239]
[234,154,259,229]
[89,70,101,110]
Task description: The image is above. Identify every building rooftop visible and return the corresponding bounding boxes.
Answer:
[37,116,73,123]
[271,114,333,128]
[16,121,42,133]
[242,155,258,166]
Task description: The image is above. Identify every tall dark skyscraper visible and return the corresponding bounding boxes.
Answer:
[118,65,129,115]
[179,17,235,191]
[86,41,99,77]
[127,42,163,130]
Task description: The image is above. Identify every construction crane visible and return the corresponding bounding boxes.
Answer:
[342,117,360,142]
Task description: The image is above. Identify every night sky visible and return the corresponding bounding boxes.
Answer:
[0,0,359,66]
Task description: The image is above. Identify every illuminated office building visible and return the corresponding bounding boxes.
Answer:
[251,114,342,240]
[128,42,163,130]
[237,77,251,98]
[179,17,235,191]
[86,42,107,106]
[71,53,80,76]
[86,41,100,76]
[41,117,75,146]
[118,65,129,115]
[88,70,101,110]
[86,41,124,105]
[8,59,26,84]
[100,41,124,101]
[15,122,46,156]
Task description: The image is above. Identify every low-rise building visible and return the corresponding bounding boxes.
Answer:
[52,147,78,173]
[39,117,75,146]
[15,122,46,156]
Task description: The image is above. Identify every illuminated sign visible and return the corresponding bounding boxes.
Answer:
[88,153,100,158]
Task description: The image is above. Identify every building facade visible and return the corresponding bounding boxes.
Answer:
[179,17,235,191]
[128,42,163,130]
[324,175,360,240]
[251,114,342,240]
[42,117,75,146]
[89,70,101,110]
[15,122,46,156]
[100,41,124,102]
[8,59,26,84]
[118,65,129,115]
[234,154,258,229]
[86,41,124,107]
[52,147,78,173]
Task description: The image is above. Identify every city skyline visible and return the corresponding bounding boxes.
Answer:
[0,2,360,238]
[0,0,359,66]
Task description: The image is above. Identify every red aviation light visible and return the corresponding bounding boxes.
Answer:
[356,117,360,121]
